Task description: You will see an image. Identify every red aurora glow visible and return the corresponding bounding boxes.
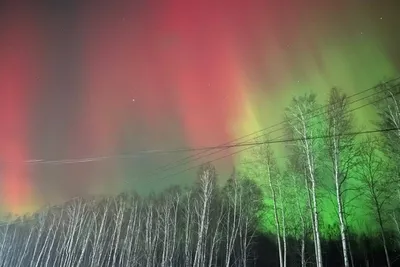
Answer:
[0,4,40,213]
[0,0,398,213]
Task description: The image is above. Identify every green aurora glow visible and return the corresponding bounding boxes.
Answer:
[236,25,399,236]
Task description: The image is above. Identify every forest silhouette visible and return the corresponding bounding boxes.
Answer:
[1,78,400,267]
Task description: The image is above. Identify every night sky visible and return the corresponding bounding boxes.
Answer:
[0,0,399,214]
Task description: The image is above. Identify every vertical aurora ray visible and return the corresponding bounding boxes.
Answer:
[74,0,273,193]
[0,0,398,215]
[0,3,41,213]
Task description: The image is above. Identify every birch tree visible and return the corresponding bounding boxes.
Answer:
[277,175,288,267]
[183,189,195,267]
[223,170,243,267]
[91,198,111,267]
[236,177,264,267]
[34,210,60,267]
[17,218,35,267]
[357,137,393,267]
[121,194,142,267]
[375,80,400,246]
[44,207,63,267]
[193,163,216,267]
[325,87,357,267]
[375,80,400,163]
[285,93,323,267]
[285,146,315,267]
[289,169,308,267]
[0,218,12,266]
[159,188,181,267]
[207,195,224,267]
[105,196,126,267]
[252,140,285,267]
[0,219,17,267]
[29,209,50,267]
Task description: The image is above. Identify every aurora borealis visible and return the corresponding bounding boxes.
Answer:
[0,1,399,214]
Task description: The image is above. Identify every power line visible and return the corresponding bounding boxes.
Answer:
[168,128,398,149]
[153,87,400,181]
[238,135,384,166]
[156,126,400,182]
[11,77,399,167]
[147,78,400,178]
[148,77,400,175]
[20,149,211,166]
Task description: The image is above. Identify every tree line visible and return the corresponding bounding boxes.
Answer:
[0,164,263,267]
[1,79,400,267]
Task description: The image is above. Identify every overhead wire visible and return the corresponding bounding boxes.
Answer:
[152,82,400,181]
[12,77,399,167]
[147,78,400,177]
[147,77,400,176]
